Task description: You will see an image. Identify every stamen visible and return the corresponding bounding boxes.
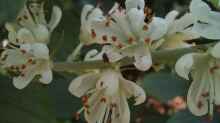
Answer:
[143,25,148,31]
[197,101,203,109]
[91,29,96,39]
[202,92,209,97]
[117,43,123,49]
[144,38,151,43]
[111,36,117,42]
[100,97,107,103]
[21,64,26,70]
[209,65,219,74]
[102,35,108,42]
[128,37,134,44]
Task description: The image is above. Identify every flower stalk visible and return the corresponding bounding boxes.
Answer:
[53,42,215,72]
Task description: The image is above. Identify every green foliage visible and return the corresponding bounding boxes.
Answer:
[143,69,190,103]
[0,0,26,24]
[0,76,57,123]
[167,110,220,123]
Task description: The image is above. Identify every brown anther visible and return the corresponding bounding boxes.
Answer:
[21,49,26,54]
[23,15,28,20]
[202,92,209,97]
[111,36,117,42]
[100,81,104,87]
[84,104,90,109]
[17,17,22,22]
[74,112,80,120]
[28,59,33,63]
[86,110,90,115]
[197,101,203,109]
[82,96,89,104]
[100,97,107,103]
[20,73,25,77]
[91,29,96,39]
[10,65,15,70]
[143,25,148,31]
[117,44,123,49]
[128,37,134,44]
[16,39,19,43]
[21,64,26,70]
[144,38,151,43]
[102,35,108,42]
[111,103,117,108]
[105,21,110,27]
[209,66,219,74]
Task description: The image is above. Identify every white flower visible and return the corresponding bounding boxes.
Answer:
[190,0,220,39]
[0,42,52,89]
[81,0,169,71]
[154,10,199,49]
[69,69,146,123]
[5,2,62,44]
[175,42,220,116]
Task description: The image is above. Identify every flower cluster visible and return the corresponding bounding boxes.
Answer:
[0,1,62,89]
[1,0,220,122]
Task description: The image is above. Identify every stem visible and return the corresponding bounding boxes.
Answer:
[66,43,84,62]
[53,43,214,72]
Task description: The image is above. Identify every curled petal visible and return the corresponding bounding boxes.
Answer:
[211,42,220,58]
[125,0,145,11]
[96,69,119,96]
[48,6,62,32]
[187,71,209,116]
[192,23,220,40]
[68,73,99,97]
[133,45,152,71]
[39,69,53,84]
[175,53,195,80]
[120,75,146,105]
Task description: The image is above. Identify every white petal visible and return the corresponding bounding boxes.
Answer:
[187,71,209,116]
[111,93,130,123]
[120,75,146,105]
[102,45,124,62]
[214,68,220,105]
[125,0,145,11]
[12,69,37,89]
[145,17,168,40]
[175,53,195,80]
[190,0,211,22]
[20,43,49,59]
[127,8,145,36]
[32,25,50,43]
[68,73,99,97]
[168,13,194,34]
[29,3,47,25]
[84,49,101,61]
[211,42,220,58]
[39,69,53,84]
[133,45,152,71]
[5,23,17,42]
[48,6,62,32]
[96,69,119,96]
[192,22,220,40]
[84,91,107,123]
[165,10,179,28]
[17,28,35,43]
[1,49,27,67]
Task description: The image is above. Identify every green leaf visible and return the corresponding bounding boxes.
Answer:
[167,109,220,123]
[48,73,82,120]
[210,0,220,8]
[143,69,190,102]
[0,76,57,123]
[0,0,26,24]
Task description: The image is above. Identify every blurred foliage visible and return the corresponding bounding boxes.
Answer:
[0,0,219,123]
